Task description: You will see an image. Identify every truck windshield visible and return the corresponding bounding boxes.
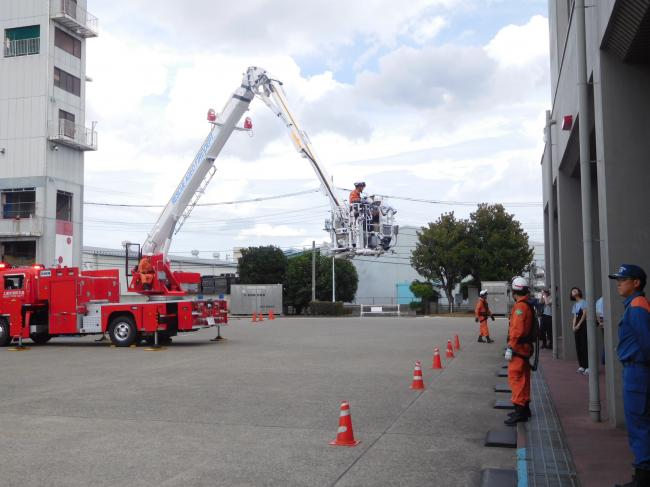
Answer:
[4,275,24,290]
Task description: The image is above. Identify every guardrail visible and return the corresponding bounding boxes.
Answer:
[4,38,40,57]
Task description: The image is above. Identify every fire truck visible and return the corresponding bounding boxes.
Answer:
[0,66,398,348]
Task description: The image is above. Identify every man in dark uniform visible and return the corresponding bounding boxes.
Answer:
[610,264,650,487]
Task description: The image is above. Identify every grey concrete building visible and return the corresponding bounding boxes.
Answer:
[0,0,97,267]
[542,0,650,426]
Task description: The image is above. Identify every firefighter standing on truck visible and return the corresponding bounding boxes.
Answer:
[504,276,534,426]
[475,289,495,343]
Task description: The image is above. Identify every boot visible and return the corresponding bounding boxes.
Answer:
[504,405,529,426]
[507,403,532,419]
[635,468,650,487]
[486,336,495,343]
[477,336,485,343]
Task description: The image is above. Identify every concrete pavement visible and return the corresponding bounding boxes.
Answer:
[0,316,515,486]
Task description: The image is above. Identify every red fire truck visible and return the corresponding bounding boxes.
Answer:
[0,262,226,347]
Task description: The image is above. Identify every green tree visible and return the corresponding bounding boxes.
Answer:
[285,253,358,313]
[468,204,534,284]
[316,257,358,303]
[410,212,473,311]
[237,246,287,284]
[409,280,440,314]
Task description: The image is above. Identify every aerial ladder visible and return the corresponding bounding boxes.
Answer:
[127,66,398,295]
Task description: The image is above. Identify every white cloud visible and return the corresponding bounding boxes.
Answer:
[83,6,551,252]
[237,224,308,239]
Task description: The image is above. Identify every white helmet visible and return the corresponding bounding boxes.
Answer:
[511,277,529,292]
[479,289,488,296]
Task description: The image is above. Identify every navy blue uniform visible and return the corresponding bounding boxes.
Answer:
[617,291,650,470]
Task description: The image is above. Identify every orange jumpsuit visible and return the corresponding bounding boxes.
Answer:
[507,296,533,407]
[475,297,492,337]
[138,257,155,286]
[349,189,362,204]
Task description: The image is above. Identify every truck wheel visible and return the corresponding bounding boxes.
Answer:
[30,333,51,344]
[108,315,137,347]
[0,318,10,347]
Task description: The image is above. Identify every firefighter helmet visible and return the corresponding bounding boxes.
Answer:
[511,277,529,292]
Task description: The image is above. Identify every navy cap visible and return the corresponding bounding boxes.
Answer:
[354,181,366,187]
[608,264,647,280]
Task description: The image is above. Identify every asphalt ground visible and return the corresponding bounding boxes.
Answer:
[0,316,515,486]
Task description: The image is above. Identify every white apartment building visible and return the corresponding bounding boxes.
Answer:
[0,0,97,267]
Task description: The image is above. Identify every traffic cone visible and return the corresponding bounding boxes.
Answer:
[410,361,425,390]
[431,348,443,369]
[268,310,275,320]
[251,313,258,323]
[258,312,264,321]
[330,401,360,446]
[446,340,455,358]
[454,334,461,351]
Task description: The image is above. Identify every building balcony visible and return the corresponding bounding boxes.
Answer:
[0,214,44,237]
[3,37,40,58]
[51,0,98,38]
[48,119,98,151]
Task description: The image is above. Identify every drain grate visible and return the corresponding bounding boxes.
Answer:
[525,363,580,486]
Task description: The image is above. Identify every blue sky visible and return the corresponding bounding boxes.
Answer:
[84,1,551,258]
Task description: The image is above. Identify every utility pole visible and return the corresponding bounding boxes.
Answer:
[311,241,316,302]
[332,255,336,302]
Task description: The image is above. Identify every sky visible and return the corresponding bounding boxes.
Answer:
[84,0,551,261]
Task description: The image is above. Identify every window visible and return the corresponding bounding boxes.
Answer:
[62,0,78,20]
[54,67,81,96]
[4,25,40,57]
[3,274,25,290]
[58,109,76,138]
[1,241,36,267]
[56,191,73,222]
[55,28,81,58]
[1,189,36,219]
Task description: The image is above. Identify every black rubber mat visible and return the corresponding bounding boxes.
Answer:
[479,468,517,487]
[485,429,517,448]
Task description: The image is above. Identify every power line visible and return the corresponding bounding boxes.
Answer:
[84,189,320,208]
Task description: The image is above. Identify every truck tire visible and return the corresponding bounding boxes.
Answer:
[30,333,51,344]
[108,315,137,347]
[0,318,10,347]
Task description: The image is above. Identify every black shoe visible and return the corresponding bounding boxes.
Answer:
[632,468,650,487]
[477,336,485,343]
[507,404,531,418]
[486,337,494,343]
[504,405,529,426]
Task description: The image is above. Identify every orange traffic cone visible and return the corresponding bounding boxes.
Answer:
[431,348,443,369]
[258,312,264,321]
[268,310,275,320]
[410,361,425,390]
[251,313,258,323]
[330,401,360,446]
[454,334,461,351]
[446,340,455,358]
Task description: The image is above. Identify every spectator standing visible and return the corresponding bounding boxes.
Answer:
[540,289,553,349]
[570,287,589,375]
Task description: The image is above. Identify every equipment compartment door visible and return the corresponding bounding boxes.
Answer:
[49,279,78,334]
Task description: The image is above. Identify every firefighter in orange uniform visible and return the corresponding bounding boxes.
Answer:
[349,181,365,204]
[475,289,495,343]
[504,276,534,425]
[138,256,155,290]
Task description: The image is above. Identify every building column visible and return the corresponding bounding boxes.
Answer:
[555,165,584,362]
[593,49,650,427]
